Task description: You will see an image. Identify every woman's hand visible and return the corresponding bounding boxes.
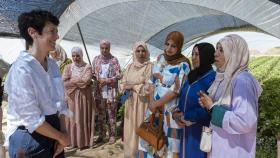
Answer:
[172,111,185,127]
[147,84,155,94]
[98,79,107,88]
[52,132,69,157]
[57,133,70,147]
[123,84,133,90]
[154,73,163,83]
[53,142,64,158]
[173,76,180,92]
[70,77,80,85]
[149,100,161,113]
[198,90,213,110]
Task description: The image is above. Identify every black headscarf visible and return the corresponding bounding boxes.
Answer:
[188,42,215,84]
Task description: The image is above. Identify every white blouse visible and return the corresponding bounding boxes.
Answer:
[4,51,71,146]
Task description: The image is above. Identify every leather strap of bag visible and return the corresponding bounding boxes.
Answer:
[149,108,164,130]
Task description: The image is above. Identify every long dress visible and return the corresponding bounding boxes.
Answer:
[120,62,153,158]
[138,54,190,158]
[209,71,261,158]
[178,69,215,158]
[63,63,95,149]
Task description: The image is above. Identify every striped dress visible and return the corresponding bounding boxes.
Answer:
[137,54,190,158]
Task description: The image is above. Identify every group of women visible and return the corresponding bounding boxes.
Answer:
[3,9,262,158]
[122,31,262,158]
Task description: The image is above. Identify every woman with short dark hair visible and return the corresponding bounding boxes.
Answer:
[4,10,71,158]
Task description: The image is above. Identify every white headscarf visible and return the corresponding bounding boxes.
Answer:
[71,46,86,77]
[208,34,257,106]
[71,46,85,67]
[100,39,110,47]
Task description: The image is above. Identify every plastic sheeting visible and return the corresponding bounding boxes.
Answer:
[0,0,74,36]
[0,0,279,52]
[59,0,280,52]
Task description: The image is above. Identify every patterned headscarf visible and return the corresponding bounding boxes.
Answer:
[132,41,151,68]
[208,34,259,106]
[100,39,113,61]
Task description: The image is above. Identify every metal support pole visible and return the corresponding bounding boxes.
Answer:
[77,22,92,65]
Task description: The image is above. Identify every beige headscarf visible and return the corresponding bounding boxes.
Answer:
[208,34,250,106]
[132,41,151,68]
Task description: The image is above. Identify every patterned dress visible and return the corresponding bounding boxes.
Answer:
[138,54,190,158]
[92,54,121,139]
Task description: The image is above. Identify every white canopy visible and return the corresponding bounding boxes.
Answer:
[59,0,280,53]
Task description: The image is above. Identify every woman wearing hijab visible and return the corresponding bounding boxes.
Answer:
[49,44,72,74]
[120,41,153,158]
[174,43,216,158]
[137,31,191,158]
[199,34,262,158]
[63,46,95,149]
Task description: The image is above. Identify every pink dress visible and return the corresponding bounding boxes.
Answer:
[63,63,95,148]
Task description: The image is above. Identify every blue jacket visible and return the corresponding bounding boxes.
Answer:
[178,69,216,158]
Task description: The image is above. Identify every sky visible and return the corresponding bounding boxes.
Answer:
[0,31,279,67]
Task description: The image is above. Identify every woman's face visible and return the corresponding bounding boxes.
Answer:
[34,22,59,53]
[214,43,226,69]
[164,39,178,56]
[49,50,59,60]
[192,46,200,69]
[100,43,110,57]
[135,45,147,63]
[72,53,81,64]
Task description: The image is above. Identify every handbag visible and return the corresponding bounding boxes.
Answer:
[200,126,212,152]
[136,111,165,150]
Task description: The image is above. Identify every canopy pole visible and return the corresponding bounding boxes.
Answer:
[123,56,133,69]
[77,22,92,65]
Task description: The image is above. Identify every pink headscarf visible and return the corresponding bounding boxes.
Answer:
[132,41,151,68]
[100,39,113,61]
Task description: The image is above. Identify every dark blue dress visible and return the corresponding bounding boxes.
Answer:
[178,69,216,158]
